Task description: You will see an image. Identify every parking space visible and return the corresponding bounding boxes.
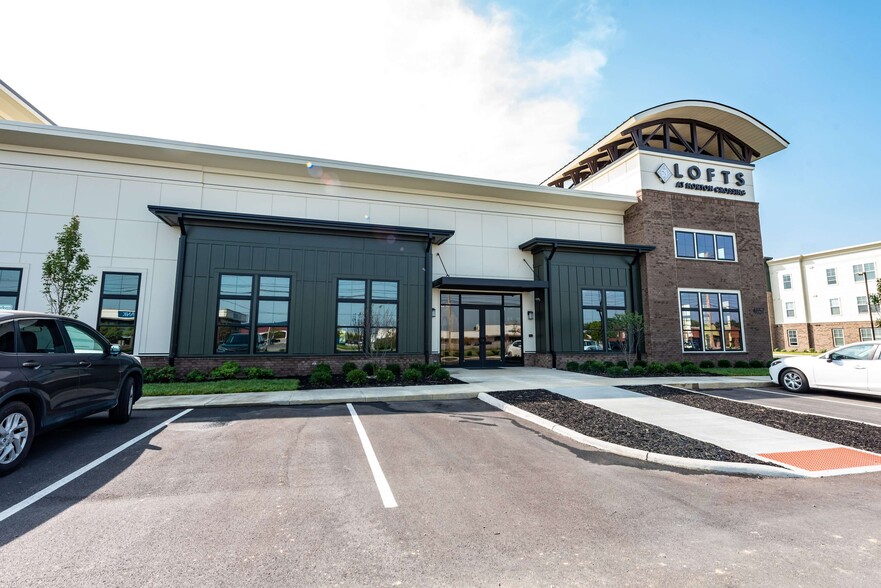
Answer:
[704,387,881,426]
[2,399,881,586]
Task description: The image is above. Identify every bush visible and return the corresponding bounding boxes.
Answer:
[580,361,593,373]
[717,359,732,368]
[603,361,615,369]
[341,362,358,375]
[748,360,765,368]
[734,361,750,368]
[386,363,401,377]
[606,366,625,376]
[566,361,581,372]
[144,366,177,383]
[362,362,376,376]
[423,363,441,377]
[409,362,426,375]
[682,363,701,374]
[629,365,646,376]
[376,368,395,384]
[616,360,628,369]
[244,366,275,379]
[647,362,665,375]
[211,361,241,380]
[432,368,451,381]
[665,362,682,374]
[309,367,333,387]
[314,363,332,374]
[634,360,648,368]
[699,360,715,369]
[346,369,369,386]
[403,368,422,383]
[588,360,606,373]
[184,369,206,382]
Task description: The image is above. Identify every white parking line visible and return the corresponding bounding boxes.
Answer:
[0,409,193,524]
[346,403,397,509]
[745,388,881,411]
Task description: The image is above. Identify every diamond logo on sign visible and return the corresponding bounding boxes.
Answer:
[655,163,673,183]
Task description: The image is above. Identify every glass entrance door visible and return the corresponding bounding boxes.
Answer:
[461,306,503,368]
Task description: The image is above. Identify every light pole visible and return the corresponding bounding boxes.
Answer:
[858,271,877,341]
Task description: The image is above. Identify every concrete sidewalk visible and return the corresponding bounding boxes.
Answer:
[134,366,881,477]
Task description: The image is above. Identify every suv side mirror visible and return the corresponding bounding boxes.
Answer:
[110,344,121,356]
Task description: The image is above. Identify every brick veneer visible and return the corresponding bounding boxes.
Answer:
[140,354,432,376]
[772,321,877,351]
[624,189,773,362]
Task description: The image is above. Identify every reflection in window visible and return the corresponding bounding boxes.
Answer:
[256,276,291,354]
[581,289,627,352]
[674,231,736,261]
[681,291,743,352]
[97,272,141,353]
[0,268,23,311]
[216,274,292,354]
[217,275,253,354]
[336,279,398,353]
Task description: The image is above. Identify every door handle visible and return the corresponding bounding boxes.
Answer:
[22,361,41,369]
[853,366,867,370]
[78,361,92,368]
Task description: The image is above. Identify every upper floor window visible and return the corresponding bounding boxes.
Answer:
[829,298,841,316]
[674,230,736,261]
[581,289,627,352]
[0,268,23,310]
[785,302,795,318]
[336,279,398,353]
[857,296,880,314]
[782,274,792,290]
[826,268,837,285]
[97,272,141,354]
[854,262,876,281]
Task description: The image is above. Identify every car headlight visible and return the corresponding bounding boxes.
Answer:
[770,359,782,367]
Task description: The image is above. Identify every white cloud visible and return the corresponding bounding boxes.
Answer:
[2,0,608,183]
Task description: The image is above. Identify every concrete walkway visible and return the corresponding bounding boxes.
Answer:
[135,366,881,477]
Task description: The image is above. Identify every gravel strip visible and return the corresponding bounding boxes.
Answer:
[489,389,773,466]
[623,385,881,454]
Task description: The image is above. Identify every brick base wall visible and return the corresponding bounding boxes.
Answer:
[140,354,433,377]
[772,322,877,351]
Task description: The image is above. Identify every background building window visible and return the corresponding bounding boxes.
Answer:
[785,302,795,318]
[680,291,743,352]
[853,262,876,281]
[826,268,837,285]
[829,298,840,316]
[787,329,798,347]
[97,272,141,353]
[674,230,736,261]
[581,289,627,351]
[860,327,875,342]
[0,268,23,310]
[832,328,845,347]
[782,274,792,290]
[857,295,879,314]
[336,279,398,353]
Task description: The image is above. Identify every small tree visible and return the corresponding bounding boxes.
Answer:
[872,280,881,331]
[607,312,646,367]
[42,216,97,318]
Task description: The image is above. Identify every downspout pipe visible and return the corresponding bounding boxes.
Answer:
[424,235,433,365]
[546,243,558,369]
[628,252,643,362]
[168,214,188,367]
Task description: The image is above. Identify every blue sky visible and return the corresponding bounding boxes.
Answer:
[3,1,879,259]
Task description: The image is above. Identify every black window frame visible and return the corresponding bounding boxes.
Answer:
[679,290,745,353]
[0,267,23,311]
[673,229,737,262]
[581,288,627,353]
[335,278,400,354]
[214,273,293,355]
[96,272,141,354]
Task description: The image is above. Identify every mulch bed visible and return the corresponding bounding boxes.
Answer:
[623,385,881,455]
[298,374,463,391]
[489,389,772,466]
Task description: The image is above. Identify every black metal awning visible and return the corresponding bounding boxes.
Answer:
[518,238,654,255]
[431,276,548,292]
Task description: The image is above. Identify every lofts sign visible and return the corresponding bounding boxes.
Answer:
[655,163,747,196]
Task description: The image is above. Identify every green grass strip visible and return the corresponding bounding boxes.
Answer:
[143,378,301,396]
[700,368,769,377]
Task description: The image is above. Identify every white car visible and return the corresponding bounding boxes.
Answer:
[506,340,522,358]
[769,341,881,395]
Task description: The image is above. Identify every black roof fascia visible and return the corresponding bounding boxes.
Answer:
[518,238,655,254]
[431,277,548,291]
[148,205,455,244]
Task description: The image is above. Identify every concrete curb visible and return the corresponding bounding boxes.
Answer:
[477,392,804,478]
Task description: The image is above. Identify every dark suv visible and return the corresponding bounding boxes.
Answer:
[0,311,143,475]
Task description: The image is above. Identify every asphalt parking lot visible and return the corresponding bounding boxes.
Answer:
[704,386,881,426]
[2,399,881,586]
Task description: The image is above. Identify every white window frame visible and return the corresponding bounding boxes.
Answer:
[826,268,837,285]
[829,298,840,316]
[859,327,875,342]
[857,296,869,314]
[677,288,747,353]
[673,228,738,262]
[832,328,845,347]
[785,302,795,318]
[782,274,792,290]
[853,262,877,281]
[787,329,798,347]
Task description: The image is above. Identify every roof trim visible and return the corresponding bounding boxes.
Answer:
[0,79,55,125]
[431,277,548,292]
[766,239,881,265]
[148,205,455,244]
[519,238,655,254]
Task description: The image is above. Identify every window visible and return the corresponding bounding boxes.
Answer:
[0,321,14,353]
[829,298,840,316]
[782,274,792,290]
[832,328,845,347]
[826,268,837,285]
[19,319,66,354]
[680,290,743,352]
[787,329,798,347]
[97,272,140,354]
[857,296,880,314]
[0,268,23,310]
[581,289,627,352]
[64,323,106,354]
[854,262,876,281]
[336,279,398,353]
[674,230,736,261]
[215,274,291,354]
[833,344,875,360]
[860,327,876,342]
[785,302,795,318]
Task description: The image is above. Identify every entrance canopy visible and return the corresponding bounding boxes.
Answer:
[431,276,548,292]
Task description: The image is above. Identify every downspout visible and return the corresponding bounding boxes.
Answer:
[424,235,433,365]
[628,251,643,362]
[546,243,558,369]
[168,214,188,367]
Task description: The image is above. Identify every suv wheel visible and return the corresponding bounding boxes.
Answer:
[0,401,35,475]
[109,376,135,424]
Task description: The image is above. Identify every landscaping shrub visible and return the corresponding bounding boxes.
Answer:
[664,362,682,374]
[211,361,242,380]
[629,365,646,376]
[566,361,581,372]
[606,366,625,376]
[309,366,333,387]
[341,362,358,375]
[579,361,592,372]
[362,362,376,376]
[244,366,275,379]
[376,368,395,384]
[144,366,177,383]
[699,360,715,369]
[184,369,206,382]
[346,369,369,386]
[734,360,750,368]
[314,363,332,374]
[403,368,422,383]
[766,359,775,367]
[681,363,701,374]
[634,360,648,368]
[432,368,451,381]
[385,363,402,377]
[603,361,615,369]
[717,359,732,368]
[409,362,426,375]
[647,362,665,375]
[616,360,628,369]
[588,360,606,373]
[748,360,765,369]
[423,363,441,377]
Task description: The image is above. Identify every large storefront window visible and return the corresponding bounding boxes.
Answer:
[680,290,743,352]
[97,272,141,353]
[581,289,626,352]
[0,268,23,310]
[216,274,291,354]
[335,279,398,353]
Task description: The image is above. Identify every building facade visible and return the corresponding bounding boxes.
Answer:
[768,241,880,351]
[0,85,788,372]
